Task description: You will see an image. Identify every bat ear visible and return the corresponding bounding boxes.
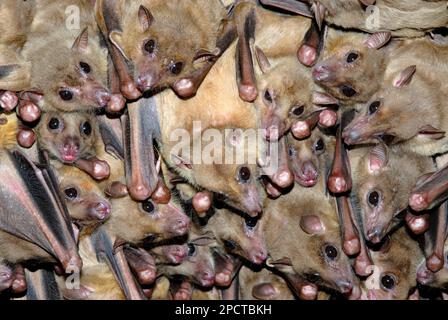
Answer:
[368,143,389,174]
[266,257,295,274]
[363,32,391,49]
[138,5,154,32]
[418,125,445,140]
[190,231,216,246]
[109,30,130,61]
[300,215,325,235]
[393,65,416,88]
[171,153,192,170]
[255,46,271,74]
[312,91,338,105]
[72,27,89,52]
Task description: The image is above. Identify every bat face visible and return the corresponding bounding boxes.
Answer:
[254,55,318,141]
[28,28,110,112]
[108,1,222,93]
[288,130,335,188]
[343,73,442,148]
[361,229,422,300]
[37,111,97,164]
[207,210,267,265]
[109,196,190,245]
[351,146,433,243]
[313,31,386,104]
[57,166,111,225]
[264,189,358,295]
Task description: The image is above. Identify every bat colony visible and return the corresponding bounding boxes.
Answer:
[0,0,447,300]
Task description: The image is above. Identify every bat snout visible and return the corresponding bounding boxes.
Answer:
[294,161,319,187]
[89,201,111,221]
[94,89,111,108]
[312,64,333,83]
[60,137,80,163]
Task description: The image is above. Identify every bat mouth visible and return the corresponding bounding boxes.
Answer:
[312,65,334,84]
[59,147,80,163]
[89,202,111,221]
[294,172,318,187]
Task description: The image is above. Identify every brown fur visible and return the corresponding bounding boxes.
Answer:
[99,0,225,90]
[0,113,19,150]
[37,111,97,164]
[157,41,265,216]
[360,227,423,300]
[319,0,448,37]
[351,146,434,241]
[239,266,295,300]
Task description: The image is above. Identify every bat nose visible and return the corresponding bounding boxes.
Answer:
[93,201,111,220]
[172,218,190,236]
[312,64,331,82]
[95,90,111,107]
[336,279,353,294]
[252,249,268,265]
[367,226,383,243]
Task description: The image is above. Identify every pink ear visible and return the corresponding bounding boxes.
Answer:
[312,91,338,105]
[300,215,325,235]
[368,144,388,174]
[255,46,271,74]
[72,27,89,51]
[363,32,391,49]
[393,65,416,88]
[138,5,154,32]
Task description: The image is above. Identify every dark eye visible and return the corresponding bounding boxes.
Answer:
[314,139,325,152]
[245,217,257,229]
[59,90,74,101]
[64,187,78,200]
[223,239,237,251]
[144,39,156,54]
[187,244,196,256]
[291,105,304,117]
[368,191,380,207]
[324,245,338,260]
[142,200,155,214]
[341,85,357,97]
[48,118,60,130]
[81,121,92,136]
[369,101,381,115]
[79,62,91,74]
[381,274,396,290]
[238,166,251,183]
[264,90,273,103]
[346,52,359,63]
[169,62,183,75]
[288,146,296,157]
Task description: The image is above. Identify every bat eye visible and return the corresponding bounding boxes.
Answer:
[141,200,155,214]
[48,118,60,130]
[314,139,325,152]
[340,85,357,97]
[264,90,273,103]
[324,245,338,260]
[144,39,156,54]
[81,121,92,136]
[245,217,257,229]
[368,191,380,207]
[346,52,359,63]
[369,100,381,115]
[288,146,296,157]
[291,105,304,117]
[380,274,397,290]
[238,166,251,183]
[223,239,237,251]
[64,187,78,200]
[59,90,74,101]
[187,244,196,256]
[79,61,91,74]
[169,61,183,75]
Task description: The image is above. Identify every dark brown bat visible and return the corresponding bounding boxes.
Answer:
[95,0,234,99]
[350,145,434,243]
[0,150,82,273]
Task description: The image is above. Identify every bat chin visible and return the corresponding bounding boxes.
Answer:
[59,151,79,163]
